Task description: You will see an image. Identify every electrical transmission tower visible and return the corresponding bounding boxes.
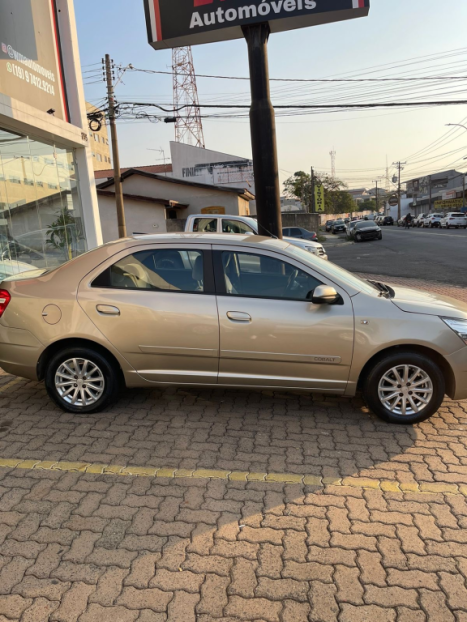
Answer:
[172,47,205,148]
[330,148,336,179]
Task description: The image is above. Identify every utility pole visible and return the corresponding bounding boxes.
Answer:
[464,172,466,211]
[310,167,315,213]
[392,162,406,221]
[104,54,126,238]
[373,180,379,213]
[429,175,432,213]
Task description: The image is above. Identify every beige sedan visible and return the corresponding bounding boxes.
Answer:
[0,233,466,424]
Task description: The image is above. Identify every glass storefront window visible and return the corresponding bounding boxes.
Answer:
[0,128,87,280]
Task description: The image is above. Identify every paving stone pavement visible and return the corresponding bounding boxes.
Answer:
[0,275,466,621]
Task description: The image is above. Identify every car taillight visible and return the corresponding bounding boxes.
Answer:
[0,290,11,318]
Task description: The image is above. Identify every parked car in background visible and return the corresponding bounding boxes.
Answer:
[283,227,318,241]
[346,220,359,236]
[185,214,328,260]
[0,260,38,282]
[423,214,444,228]
[325,220,335,232]
[331,219,346,234]
[350,220,383,242]
[414,214,427,228]
[440,212,467,229]
[382,216,394,226]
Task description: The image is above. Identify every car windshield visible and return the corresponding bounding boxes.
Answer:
[335,220,344,224]
[286,245,377,295]
[356,222,376,229]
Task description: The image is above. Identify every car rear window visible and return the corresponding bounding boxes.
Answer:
[450,213,465,217]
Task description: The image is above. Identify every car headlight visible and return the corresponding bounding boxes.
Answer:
[442,318,467,345]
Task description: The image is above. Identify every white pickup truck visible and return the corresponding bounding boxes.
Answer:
[184,214,328,260]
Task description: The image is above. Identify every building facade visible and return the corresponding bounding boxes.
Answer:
[406,170,467,215]
[96,168,254,243]
[0,0,102,279]
[86,102,111,170]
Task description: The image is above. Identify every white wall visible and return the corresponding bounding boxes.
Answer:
[170,142,246,177]
[98,195,168,243]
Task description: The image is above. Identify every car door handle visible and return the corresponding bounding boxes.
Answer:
[96,304,120,316]
[226,311,251,322]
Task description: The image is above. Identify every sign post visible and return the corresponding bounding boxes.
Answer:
[144,0,370,238]
[242,23,282,237]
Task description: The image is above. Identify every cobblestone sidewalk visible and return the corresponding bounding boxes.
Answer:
[0,275,466,621]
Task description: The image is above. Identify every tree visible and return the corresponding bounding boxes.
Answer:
[357,199,377,212]
[283,171,357,215]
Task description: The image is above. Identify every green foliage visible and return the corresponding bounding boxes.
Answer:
[283,171,358,215]
[46,207,82,261]
[357,199,377,212]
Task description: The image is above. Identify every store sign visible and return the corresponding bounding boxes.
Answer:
[0,0,67,120]
[145,0,370,49]
[314,184,325,212]
[442,190,457,201]
[434,198,464,210]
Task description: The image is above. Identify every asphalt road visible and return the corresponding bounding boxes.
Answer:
[326,226,467,286]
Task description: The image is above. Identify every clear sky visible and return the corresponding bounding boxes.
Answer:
[76,0,467,192]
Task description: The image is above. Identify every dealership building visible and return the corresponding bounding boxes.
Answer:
[0,0,101,277]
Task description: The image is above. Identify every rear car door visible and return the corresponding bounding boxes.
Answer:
[213,246,354,391]
[78,244,219,384]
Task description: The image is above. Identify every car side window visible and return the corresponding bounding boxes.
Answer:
[219,251,322,301]
[92,249,205,293]
[222,219,255,234]
[291,228,302,235]
[193,218,218,233]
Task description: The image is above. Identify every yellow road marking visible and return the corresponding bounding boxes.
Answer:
[0,378,23,394]
[0,457,464,496]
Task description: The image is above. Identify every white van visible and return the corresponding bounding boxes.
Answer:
[440,212,467,229]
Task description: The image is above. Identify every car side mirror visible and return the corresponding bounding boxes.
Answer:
[310,285,340,305]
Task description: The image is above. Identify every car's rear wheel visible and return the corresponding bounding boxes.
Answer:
[363,351,445,424]
[45,347,120,414]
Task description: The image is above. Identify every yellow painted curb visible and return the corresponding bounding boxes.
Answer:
[0,457,465,496]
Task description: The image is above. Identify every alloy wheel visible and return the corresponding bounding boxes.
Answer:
[378,364,433,416]
[55,358,105,407]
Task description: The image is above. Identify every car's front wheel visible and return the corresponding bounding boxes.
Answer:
[45,347,120,414]
[363,351,445,424]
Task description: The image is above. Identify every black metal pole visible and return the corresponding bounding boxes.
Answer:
[242,23,282,239]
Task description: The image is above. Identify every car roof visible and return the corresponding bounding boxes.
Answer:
[130,232,291,250]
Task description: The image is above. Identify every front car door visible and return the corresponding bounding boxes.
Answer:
[78,244,219,385]
[213,246,354,392]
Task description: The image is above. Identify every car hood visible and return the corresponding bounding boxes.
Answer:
[391,285,467,319]
[283,236,321,249]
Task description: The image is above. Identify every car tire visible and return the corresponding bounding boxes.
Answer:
[355,234,362,243]
[45,347,121,414]
[378,234,382,240]
[362,351,445,424]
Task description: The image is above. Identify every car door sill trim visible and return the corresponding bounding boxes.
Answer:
[221,350,342,364]
[218,372,347,384]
